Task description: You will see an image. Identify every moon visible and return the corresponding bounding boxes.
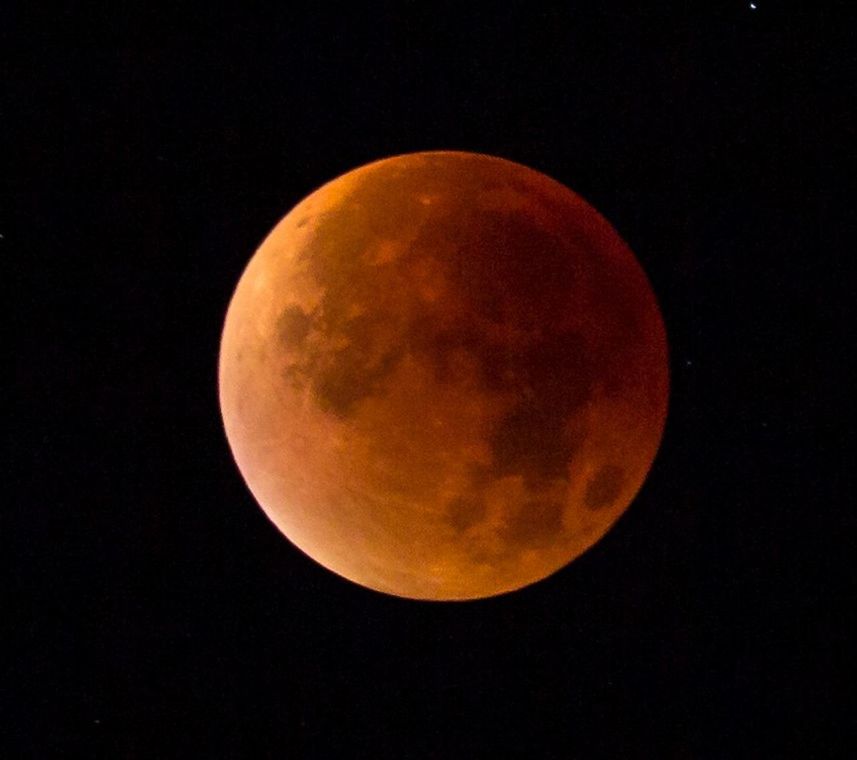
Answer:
[219,151,669,600]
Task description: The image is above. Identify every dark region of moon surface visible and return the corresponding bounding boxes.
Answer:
[219,151,669,600]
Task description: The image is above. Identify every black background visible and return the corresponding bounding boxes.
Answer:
[6,3,851,757]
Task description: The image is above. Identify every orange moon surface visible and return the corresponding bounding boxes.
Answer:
[219,151,669,600]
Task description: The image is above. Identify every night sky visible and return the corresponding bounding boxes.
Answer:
[7,4,850,756]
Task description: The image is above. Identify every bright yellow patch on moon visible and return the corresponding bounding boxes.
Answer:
[219,151,669,600]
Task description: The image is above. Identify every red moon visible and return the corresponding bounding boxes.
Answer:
[219,151,669,600]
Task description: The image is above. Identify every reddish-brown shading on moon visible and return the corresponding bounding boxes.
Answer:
[218,151,669,600]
